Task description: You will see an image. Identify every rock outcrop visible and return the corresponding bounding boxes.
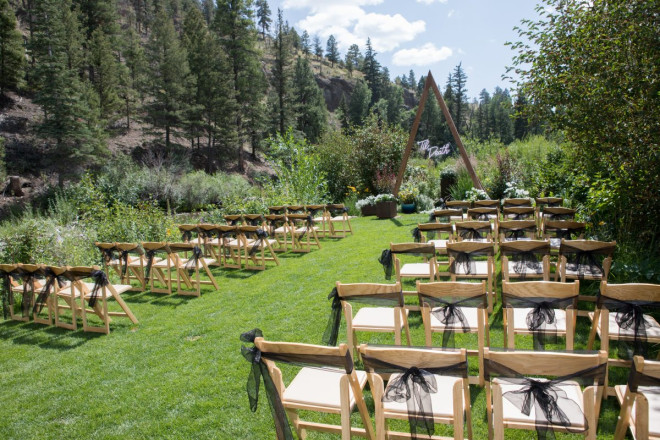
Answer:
[315,76,354,112]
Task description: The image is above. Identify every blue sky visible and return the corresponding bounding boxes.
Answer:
[264,0,542,100]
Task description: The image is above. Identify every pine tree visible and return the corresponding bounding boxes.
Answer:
[269,8,293,137]
[292,56,326,142]
[144,10,191,147]
[0,0,25,94]
[73,0,119,38]
[300,29,310,57]
[201,0,214,25]
[407,70,415,90]
[313,34,322,74]
[347,79,371,126]
[362,38,381,105]
[255,0,271,39]
[449,62,469,134]
[325,34,339,68]
[213,0,266,172]
[345,44,361,72]
[31,0,105,180]
[89,28,121,120]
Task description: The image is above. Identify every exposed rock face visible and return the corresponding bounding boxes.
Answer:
[403,88,418,109]
[315,76,354,112]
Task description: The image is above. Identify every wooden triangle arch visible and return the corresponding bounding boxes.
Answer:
[394,70,484,196]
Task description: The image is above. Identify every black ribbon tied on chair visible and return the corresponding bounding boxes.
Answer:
[322,287,403,346]
[485,359,606,440]
[181,230,193,242]
[1,271,16,319]
[505,296,576,350]
[566,251,603,280]
[241,328,354,440]
[427,295,485,348]
[505,229,528,241]
[101,247,117,265]
[598,295,660,359]
[249,229,269,256]
[21,271,37,318]
[362,353,468,440]
[88,270,109,308]
[184,246,203,272]
[450,251,476,275]
[459,228,485,241]
[33,268,66,315]
[145,250,158,279]
[510,251,542,280]
[411,227,422,243]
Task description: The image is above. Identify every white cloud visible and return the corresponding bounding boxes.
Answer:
[289,2,425,53]
[447,9,455,18]
[392,43,452,66]
[415,0,448,4]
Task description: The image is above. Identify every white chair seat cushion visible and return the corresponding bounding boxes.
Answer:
[283,367,367,409]
[428,239,448,250]
[273,227,287,234]
[330,216,347,221]
[496,379,585,428]
[128,256,161,267]
[565,264,603,277]
[383,374,461,417]
[81,282,132,296]
[400,263,433,277]
[615,385,660,437]
[153,259,172,268]
[352,307,405,331]
[430,306,480,332]
[588,311,660,340]
[512,308,567,333]
[505,261,545,276]
[294,227,319,234]
[452,261,490,276]
[180,257,216,267]
[313,216,325,222]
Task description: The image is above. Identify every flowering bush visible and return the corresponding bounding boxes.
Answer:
[503,181,530,198]
[465,187,489,202]
[375,193,397,203]
[398,185,419,204]
[355,196,377,210]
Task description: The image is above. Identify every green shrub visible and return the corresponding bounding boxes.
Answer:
[448,168,474,200]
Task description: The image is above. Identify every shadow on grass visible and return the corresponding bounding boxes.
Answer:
[0,320,100,350]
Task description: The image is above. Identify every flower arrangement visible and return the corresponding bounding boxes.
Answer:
[374,168,396,194]
[375,193,397,203]
[503,181,530,198]
[355,195,377,210]
[398,185,419,204]
[465,187,489,202]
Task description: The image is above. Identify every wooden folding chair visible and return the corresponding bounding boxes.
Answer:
[415,222,453,276]
[330,282,410,358]
[389,242,437,297]
[447,241,496,311]
[454,221,492,242]
[9,263,44,322]
[238,226,280,270]
[96,242,149,291]
[196,224,222,265]
[53,265,83,330]
[502,280,579,350]
[500,240,551,282]
[535,196,563,209]
[446,200,471,217]
[418,280,489,386]
[498,220,538,242]
[223,214,244,226]
[614,356,660,440]
[264,214,290,253]
[502,198,532,208]
[66,266,138,334]
[502,206,536,221]
[541,207,576,222]
[542,220,586,254]
[467,208,499,238]
[177,224,203,245]
[484,348,607,440]
[244,332,375,440]
[268,205,287,215]
[288,213,321,252]
[167,243,219,296]
[286,204,306,214]
[216,225,243,269]
[31,265,67,325]
[587,282,660,372]
[0,264,21,321]
[358,344,472,440]
[558,239,616,296]
[141,242,175,294]
[327,203,353,238]
[431,209,464,223]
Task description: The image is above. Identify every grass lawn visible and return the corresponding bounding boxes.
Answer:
[0,214,631,439]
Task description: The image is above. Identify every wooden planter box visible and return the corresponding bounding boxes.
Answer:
[376,201,397,219]
[360,204,378,216]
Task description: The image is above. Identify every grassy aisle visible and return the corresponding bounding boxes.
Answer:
[0,215,625,439]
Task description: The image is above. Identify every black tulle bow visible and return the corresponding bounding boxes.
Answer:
[21,272,36,318]
[379,249,394,279]
[145,250,157,278]
[184,246,203,272]
[1,272,14,319]
[32,268,65,315]
[384,367,438,439]
[460,228,484,241]
[181,230,193,242]
[568,251,603,279]
[453,252,474,275]
[411,227,422,243]
[599,295,656,358]
[240,329,294,440]
[249,229,269,256]
[428,212,436,222]
[512,251,542,280]
[432,300,470,348]
[322,287,342,346]
[101,247,117,264]
[88,270,109,308]
[505,229,527,240]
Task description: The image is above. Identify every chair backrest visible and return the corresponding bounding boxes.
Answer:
[305,204,326,217]
[287,213,312,223]
[447,241,495,256]
[601,282,660,303]
[254,337,354,370]
[502,198,532,208]
[446,200,471,211]
[542,220,586,238]
[631,356,660,386]
[542,207,576,220]
[359,344,468,372]
[417,280,487,305]
[499,220,538,241]
[0,263,18,275]
[268,205,287,214]
[243,214,265,226]
[390,242,436,256]
[326,203,347,216]
[141,242,172,253]
[417,222,453,238]
[286,205,306,214]
[432,209,463,222]
[559,239,616,258]
[474,199,500,208]
[503,280,579,302]
[535,197,563,207]
[467,207,498,220]
[502,206,536,220]
[336,281,403,306]
[500,240,550,257]
[484,348,607,379]
[115,242,143,254]
[455,221,492,241]
[224,214,243,225]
